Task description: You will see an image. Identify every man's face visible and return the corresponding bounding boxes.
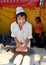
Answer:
[17,15,26,26]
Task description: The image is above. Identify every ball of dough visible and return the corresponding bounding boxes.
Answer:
[34,54,41,62]
[22,55,31,65]
[13,54,23,65]
[43,56,46,60]
[41,62,46,65]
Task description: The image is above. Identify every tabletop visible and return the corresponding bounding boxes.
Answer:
[0,47,46,65]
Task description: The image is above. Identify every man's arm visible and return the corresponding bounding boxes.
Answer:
[14,37,21,47]
[21,38,30,50]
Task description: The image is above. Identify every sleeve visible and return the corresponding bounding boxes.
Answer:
[27,25,33,39]
[10,24,16,37]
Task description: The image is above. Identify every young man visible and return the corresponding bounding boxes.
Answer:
[11,7,32,52]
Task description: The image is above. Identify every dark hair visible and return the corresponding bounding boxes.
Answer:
[35,17,41,22]
[16,12,27,23]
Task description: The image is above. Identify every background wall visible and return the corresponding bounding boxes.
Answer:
[0,6,46,35]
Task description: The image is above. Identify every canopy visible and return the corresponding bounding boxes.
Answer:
[0,0,40,7]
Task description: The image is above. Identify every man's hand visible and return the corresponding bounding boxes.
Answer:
[16,46,27,52]
[17,38,30,50]
[21,44,27,50]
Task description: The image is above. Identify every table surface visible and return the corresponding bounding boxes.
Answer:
[0,47,46,65]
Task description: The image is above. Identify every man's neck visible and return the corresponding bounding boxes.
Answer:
[19,25,23,30]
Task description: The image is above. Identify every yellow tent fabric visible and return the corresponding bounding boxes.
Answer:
[0,6,46,35]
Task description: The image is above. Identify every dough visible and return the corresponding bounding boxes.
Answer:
[7,51,14,58]
[0,51,14,64]
[43,56,46,60]
[22,55,30,65]
[34,54,41,62]
[41,62,46,65]
[0,53,9,64]
[13,54,23,65]
[0,51,14,59]
[16,47,27,52]
[0,57,9,65]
